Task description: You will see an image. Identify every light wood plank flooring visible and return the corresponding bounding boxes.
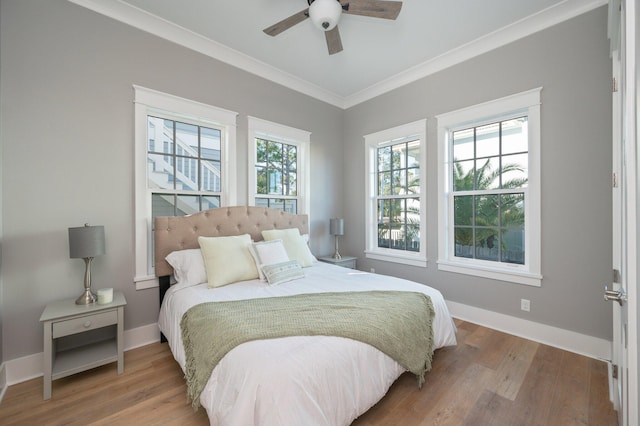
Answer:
[0,319,617,425]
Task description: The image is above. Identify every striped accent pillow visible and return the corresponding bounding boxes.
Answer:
[261,260,304,285]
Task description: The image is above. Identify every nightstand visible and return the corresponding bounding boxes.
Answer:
[318,255,357,269]
[40,291,126,400]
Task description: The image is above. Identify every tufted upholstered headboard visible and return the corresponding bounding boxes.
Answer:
[154,206,309,278]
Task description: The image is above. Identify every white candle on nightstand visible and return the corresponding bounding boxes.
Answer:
[97,288,113,304]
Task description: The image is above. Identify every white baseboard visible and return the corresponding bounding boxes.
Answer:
[447,300,612,361]
[2,323,161,393]
[1,306,613,400]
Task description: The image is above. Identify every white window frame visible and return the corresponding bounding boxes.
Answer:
[364,119,427,267]
[247,116,311,215]
[134,85,238,290]
[436,88,542,286]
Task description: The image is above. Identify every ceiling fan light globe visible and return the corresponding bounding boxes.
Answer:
[309,0,342,32]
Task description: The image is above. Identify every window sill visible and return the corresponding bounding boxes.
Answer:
[134,275,158,290]
[437,260,542,287]
[365,250,427,268]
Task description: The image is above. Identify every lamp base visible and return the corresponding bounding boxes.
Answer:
[76,288,97,305]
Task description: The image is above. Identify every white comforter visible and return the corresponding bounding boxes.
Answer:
[158,262,457,426]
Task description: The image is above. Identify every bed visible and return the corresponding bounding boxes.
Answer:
[155,206,457,425]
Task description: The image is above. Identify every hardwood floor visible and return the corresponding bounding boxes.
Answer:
[0,319,617,425]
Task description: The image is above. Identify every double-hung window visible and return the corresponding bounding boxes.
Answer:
[365,119,427,267]
[248,116,310,214]
[134,86,238,289]
[437,88,542,286]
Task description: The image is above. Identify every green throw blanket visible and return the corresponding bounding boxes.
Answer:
[180,291,435,408]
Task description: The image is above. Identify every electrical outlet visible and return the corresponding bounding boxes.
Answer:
[521,298,530,312]
[370,268,375,273]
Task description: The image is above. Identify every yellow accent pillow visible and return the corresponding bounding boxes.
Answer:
[261,228,316,267]
[198,234,259,288]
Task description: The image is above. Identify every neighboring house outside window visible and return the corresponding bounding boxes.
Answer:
[248,116,310,215]
[364,119,427,267]
[436,88,542,286]
[134,86,238,289]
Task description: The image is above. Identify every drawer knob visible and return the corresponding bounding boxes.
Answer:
[83,321,92,328]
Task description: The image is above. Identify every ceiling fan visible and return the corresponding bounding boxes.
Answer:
[263,0,403,55]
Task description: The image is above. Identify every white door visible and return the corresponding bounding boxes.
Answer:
[608,1,638,425]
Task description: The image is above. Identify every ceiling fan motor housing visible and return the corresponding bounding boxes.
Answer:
[309,0,342,31]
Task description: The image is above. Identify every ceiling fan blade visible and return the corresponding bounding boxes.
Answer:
[341,0,402,20]
[263,9,309,37]
[325,26,343,55]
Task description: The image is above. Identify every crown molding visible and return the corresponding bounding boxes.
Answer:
[69,0,606,110]
[342,0,607,108]
[67,0,345,108]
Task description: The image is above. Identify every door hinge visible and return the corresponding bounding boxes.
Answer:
[613,77,619,93]
[613,172,619,188]
[612,363,618,379]
[614,268,621,283]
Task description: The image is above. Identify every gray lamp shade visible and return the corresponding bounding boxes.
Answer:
[69,225,106,259]
[330,218,344,236]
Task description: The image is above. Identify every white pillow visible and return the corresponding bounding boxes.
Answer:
[165,249,207,287]
[198,234,259,288]
[262,228,316,267]
[250,239,290,281]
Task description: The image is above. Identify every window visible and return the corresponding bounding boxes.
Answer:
[365,119,427,267]
[248,117,310,214]
[134,86,238,289]
[437,88,542,286]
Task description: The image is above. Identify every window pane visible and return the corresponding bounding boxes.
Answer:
[201,160,220,192]
[475,228,499,261]
[202,195,220,210]
[475,122,500,158]
[269,198,285,211]
[501,193,525,228]
[392,144,407,169]
[501,153,528,188]
[201,127,221,160]
[378,146,391,172]
[256,166,267,194]
[392,170,407,195]
[502,117,528,155]
[407,140,420,168]
[377,199,391,248]
[175,157,198,191]
[406,224,420,252]
[475,195,499,227]
[475,157,500,190]
[286,145,297,171]
[453,160,474,191]
[454,195,473,226]
[453,128,474,161]
[256,139,267,164]
[148,153,174,190]
[454,227,473,258]
[267,141,283,164]
[378,171,391,195]
[502,227,525,264]
[255,197,269,208]
[286,171,297,196]
[148,116,174,154]
[176,195,199,216]
[268,170,283,194]
[175,122,198,158]
[152,193,176,218]
[408,167,420,194]
[284,199,297,214]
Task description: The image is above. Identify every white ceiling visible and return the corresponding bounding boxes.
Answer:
[71,0,606,108]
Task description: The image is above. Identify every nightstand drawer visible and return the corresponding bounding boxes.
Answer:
[52,310,117,338]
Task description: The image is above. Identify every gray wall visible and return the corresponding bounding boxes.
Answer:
[0,0,343,360]
[344,7,613,340]
[0,0,615,363]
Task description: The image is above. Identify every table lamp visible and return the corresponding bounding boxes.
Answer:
[69,224,105,305]
[330,218,344,259]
